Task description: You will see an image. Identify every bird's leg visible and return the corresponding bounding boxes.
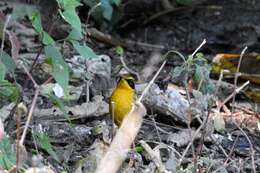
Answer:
[111,101,116,141]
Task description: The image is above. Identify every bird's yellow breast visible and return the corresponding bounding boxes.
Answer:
[109,77,135,126]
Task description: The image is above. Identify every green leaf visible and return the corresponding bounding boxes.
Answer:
[0,136,16,170]
[213,114,225,133]
[0,80,19,102]
[135,146,143,153]
[193,64,204,83]
[43,31,55,45]
[44,45,69,91]
[67,27,83,41]
[193,64,214,94]
[171,66,187,84]
[193,53,207,66]
[116,46,124,56]
[57,0,82,9]
[101,0,113,21]
[59,9,81,33]
[0,63,6,80]
[72,41,97,59]
[32,131,60,162]
[1,51,16,73]
[30,12,43,33]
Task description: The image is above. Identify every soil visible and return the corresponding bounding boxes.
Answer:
[118,0,260,54]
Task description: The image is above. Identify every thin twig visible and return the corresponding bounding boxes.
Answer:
[229,46,256,173]
[233,117,256,173]
[183,39,206,169]
[16,107,21,171]
[125,40,165,50]
[191,39,206,57]
[231,46,247,114]
[189,121,197,170]
[19,63,40,146]
[209,136,229,158]
[0,15,11,62]
[87,28,165,50]
[150,116,162,143]
[140,140,170,173]
[214,69,224,96]
[136,50,187,102]
[143,119,183,131]
[86,80,90,103]
[42,76,53,85]
[20,62,38,88]
[217,81,250,111]
[184,38,207,103]
[195,111,210,161]
[85,0,101,89]
[197,79,204,91]
[19,88,40,146]
[149,122,170,134]
[111,101,115,140]
[178,117,207,165]
[29,10,58,73]
[86,2,101,27]
[119,55,140,81]
[224,135,239,165]
[84,59,90,103]
[28,46,43,73]
[138,60,166,102]
[146,140,182,158]
[212,161,233,173]
[31,129,39,153]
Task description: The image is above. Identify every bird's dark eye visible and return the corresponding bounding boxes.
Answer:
[116,76,122,84]
[125,79,135,89]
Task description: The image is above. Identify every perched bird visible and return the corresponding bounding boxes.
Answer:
[109,75,135,126]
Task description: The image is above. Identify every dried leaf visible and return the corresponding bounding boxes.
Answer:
[6,30,20,63]
[212,53,260,84]
[213,113,225,133]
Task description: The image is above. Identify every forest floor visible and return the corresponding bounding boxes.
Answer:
[0,0,260,172]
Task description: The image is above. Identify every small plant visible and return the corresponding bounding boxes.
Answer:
[0,0,101,170]
[171,53,214,94]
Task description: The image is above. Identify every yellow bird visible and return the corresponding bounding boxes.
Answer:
[109,75,135,126]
